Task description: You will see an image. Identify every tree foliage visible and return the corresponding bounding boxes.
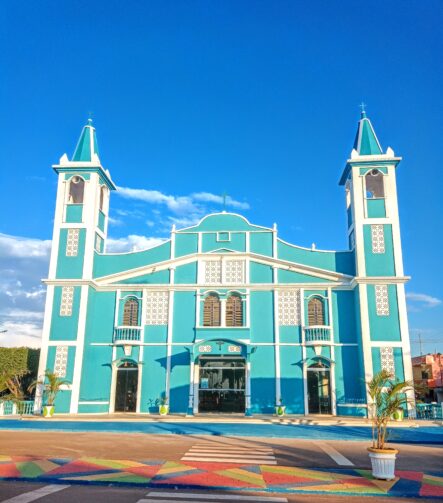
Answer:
[0,347,40,398]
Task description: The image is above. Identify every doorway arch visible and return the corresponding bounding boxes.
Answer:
[114,360,138,412]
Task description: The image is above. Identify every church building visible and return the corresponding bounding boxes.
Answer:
[36,112,414,416]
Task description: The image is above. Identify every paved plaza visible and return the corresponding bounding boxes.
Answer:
[0,423,442,502]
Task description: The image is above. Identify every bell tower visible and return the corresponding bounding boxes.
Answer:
[339,109,414,409]
[35,119,116,414]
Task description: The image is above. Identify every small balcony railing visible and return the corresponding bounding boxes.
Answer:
[304,326,331,343]
[113,326,142,343]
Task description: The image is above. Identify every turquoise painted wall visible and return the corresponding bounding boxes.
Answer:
[78,403,109,413]
[169,347,191,413]
[93,241,171,277]
[250,232,273,256]
[367,285,401,341]
[332,290,357,343]
[56,229,86,279]
[85,289,116,343]
[172,291,196,343]
[334,346,365,403]
[279,345,304,413]
[98,210,105,232]
[279,325,302,344]
[145,325,168,343]
[371,346,404,381]
[277,241,355,276]
[54,390,71,413]
[175,233,198,257]
[250,262,273,283]
[79,345,113,402]
[201,232,246,252]
[367,199,386,218]
[278,270,333,284]
[175,262,197,284]
[184,214,268,232]
[364,224,395,276]
[250,291,274,342]
[118,270,170,285]
[250,346,276,413]
[65,204,83,223]
[49,286,81,341]
[140,345,167,413]
[47,345,76,383]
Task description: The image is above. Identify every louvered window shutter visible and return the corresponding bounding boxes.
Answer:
[123,299,139,326]
[308,298,324,326]
[203,295,221,327]
[226,295,243,327]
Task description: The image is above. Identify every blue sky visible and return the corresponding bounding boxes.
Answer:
[0,1,442,354]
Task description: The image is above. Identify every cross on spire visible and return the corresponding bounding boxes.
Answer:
[359,102,367,118]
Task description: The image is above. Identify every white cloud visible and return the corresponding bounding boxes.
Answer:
[192,192,250,210]
[0,233,51,259]
[108,216,123,226]
[406,292,442,309]
[106,235,166,253]
[116,186,250,218]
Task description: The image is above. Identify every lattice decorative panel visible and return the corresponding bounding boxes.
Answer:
[54,346,68,378]
[95,233,103,253]
[204,260,222,284]
[66,229,80,257]
[371,224,385,254]
[60,286,74,316]
[278,290,301,326]
[380,346,395,377]
[145,291,169,325]
[375,285,390,316]
[224,260,245,284]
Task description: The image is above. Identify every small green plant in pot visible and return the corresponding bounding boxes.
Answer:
[275,398,286,417]
[158,396,169,416]
[367,370,413,480]
[29,370,70,418]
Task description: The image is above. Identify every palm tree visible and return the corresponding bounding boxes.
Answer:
[29,370,70,408]
[367,369,414,450]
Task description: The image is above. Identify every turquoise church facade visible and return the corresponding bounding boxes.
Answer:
[36,113,414,417]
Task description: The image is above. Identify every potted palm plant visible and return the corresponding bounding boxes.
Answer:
[367,370,413,480]
[29,370,70,418]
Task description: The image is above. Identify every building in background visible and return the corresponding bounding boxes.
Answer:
[412,353,443,403]
[35,112,414,417]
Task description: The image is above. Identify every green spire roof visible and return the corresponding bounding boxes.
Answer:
[72,119,100,162]
[352,111,383,155]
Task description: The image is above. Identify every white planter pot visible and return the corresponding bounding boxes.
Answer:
[275,405,286,417]
[42,405,54,418]
[368,448,398,480]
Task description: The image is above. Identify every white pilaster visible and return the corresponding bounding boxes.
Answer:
[69,285,90,413]
[165,268,175,400]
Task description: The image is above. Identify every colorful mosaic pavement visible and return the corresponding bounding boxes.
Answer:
[0,455,442,499]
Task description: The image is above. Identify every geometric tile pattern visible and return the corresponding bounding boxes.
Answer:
[0,455,441,498]
[145,292,169,325]
[204,260,222,284]
[278,290,301,326]
[380,346,395,377]
[54,346,68,378]
[60,286,74,317]
[224,260,245,284]
[371,224,385,254]
[66,229,79,257]
[375,285,390,316]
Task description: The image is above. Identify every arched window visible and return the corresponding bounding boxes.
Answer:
[308,297,325,326]
[226,294,243,327]
[365,169,384,199]
[99,185,106,211]
[203,294,221,327]
[123,298,139,326]
[68,176,85,204]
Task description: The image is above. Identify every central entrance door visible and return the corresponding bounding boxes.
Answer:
[307,361,332,414]
[115,361,138,412]
[199,357,245,413]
